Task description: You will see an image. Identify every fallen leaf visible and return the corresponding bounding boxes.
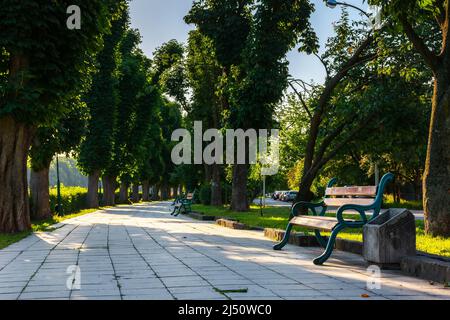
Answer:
[361,294,370,298]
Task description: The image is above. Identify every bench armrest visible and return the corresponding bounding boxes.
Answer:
[336,204,371,226]
[290,201,326,219]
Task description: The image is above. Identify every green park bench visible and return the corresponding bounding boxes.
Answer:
[273,173,394,265]
[171,192,195,217]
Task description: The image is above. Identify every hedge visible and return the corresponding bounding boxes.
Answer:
[49,186,88,216]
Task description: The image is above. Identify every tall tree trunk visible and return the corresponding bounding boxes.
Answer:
[0,116,32,233]
[151,185,160,201]
[423,73,450,236]
[131,184,140,203]
[160,181,169,200]
[142,181,150,202]
[87,170,100,208]
[102,176,116,206]
[211,164,222,206]
[172,185,178,199]
[119,181,129,203]
[30,163,51,220]
[231,164,249,211]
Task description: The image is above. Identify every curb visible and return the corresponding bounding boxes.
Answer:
[187,212,216,221]
[216,218,249,230]
[401,255,450,285]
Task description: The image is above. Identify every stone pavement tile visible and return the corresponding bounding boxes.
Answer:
[321,289,379,298]
[264,284,312,291]
[0,286,23,294]
[71,289,121,297]
[386,295,443,300]
[23,285,69,292]
[119,279,165,289]
[284,296,335,300]
[19,290,71,300]
[120,288,169,296]
[0,281,27,288]
[230,296,282,300]
[122,292,173,300]
[306,282,361,290]
[335,296,388,300]
[160,276,209,288]
[71,295,122,300]
[297,276,343,284]
[250,277,298,285]
[174,292,225,300]
[373,286,428,297]
[208,279,255,287]
[224,285,278,299]
[0,293,20,300]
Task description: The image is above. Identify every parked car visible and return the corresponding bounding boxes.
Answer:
[272,191,284,200]
[279,191,290,201]
[285,191,298,202]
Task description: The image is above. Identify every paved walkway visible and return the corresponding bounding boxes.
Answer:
[0,202,447,300]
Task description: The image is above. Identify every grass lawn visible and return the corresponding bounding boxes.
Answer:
[0,208,101,250]
[192,204,450,258]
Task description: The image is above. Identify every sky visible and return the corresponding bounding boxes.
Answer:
[129,0,370,84]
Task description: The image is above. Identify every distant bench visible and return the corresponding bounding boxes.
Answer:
[273,173,394,265]
[171,192,194,217]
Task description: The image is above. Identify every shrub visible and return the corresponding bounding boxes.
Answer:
[49,186,88,216]
[198,184,211,205]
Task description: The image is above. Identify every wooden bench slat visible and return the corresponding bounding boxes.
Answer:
[324,197,374,207]
[290,216,348,231]
[325,186,377,196]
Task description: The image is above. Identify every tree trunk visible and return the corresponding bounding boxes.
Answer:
[142,181,150,202]
[119,181,129,204]
[30,164,52,220]
[151,185,160,201]
[160,181,169,200]
[0,116,32,233]
[231,164,249,211]
[87,170,100,208]
[172,185,178,199]
[131,184,140,203]
[211,164,222,206]
[102,176,116,206]
[423,73,450,236]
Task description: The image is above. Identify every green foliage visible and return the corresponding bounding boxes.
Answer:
[78,2,129,175]
[49,186,88,216]
[0,1,112,124]
[30,98,88,171]
[198,184,212,205]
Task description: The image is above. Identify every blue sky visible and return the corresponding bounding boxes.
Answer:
[129,0,369,84]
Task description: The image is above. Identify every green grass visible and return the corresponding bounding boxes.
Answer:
[192,204,450,258]
[0,207,102,250]
[384,195,423,210]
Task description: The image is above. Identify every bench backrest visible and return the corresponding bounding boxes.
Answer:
[323,173,394,212]
[324,186,377,207]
